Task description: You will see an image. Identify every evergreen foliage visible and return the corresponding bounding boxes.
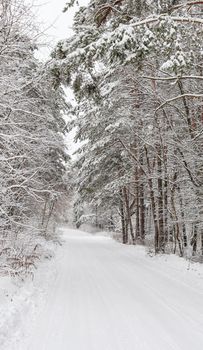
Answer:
[52,0,203,257]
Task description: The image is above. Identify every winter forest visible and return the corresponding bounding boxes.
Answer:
[56,0,203,257]
[1,0,203,349]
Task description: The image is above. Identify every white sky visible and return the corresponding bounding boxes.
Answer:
[32,0,88,59]
[31,0,89,156]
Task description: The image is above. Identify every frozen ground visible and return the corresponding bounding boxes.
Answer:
[1,227,203,350]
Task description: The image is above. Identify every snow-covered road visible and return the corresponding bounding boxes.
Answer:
[26,228,203,350]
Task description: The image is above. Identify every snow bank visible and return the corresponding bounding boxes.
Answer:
[0,238,59,350]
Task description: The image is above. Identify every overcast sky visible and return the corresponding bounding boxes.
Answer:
[33,0,88,59]
[32,0,89,155]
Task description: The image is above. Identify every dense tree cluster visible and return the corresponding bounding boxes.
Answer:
[0,0,69,275]
[52,0,203,258]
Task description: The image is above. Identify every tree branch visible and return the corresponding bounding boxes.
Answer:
[131,15,203,27]
[142,75,203,81]
[155,94,203,113]
[172,1,203,10]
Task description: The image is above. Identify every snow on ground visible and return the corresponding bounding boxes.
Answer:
[1,227,203,350]
[0,239,59,350]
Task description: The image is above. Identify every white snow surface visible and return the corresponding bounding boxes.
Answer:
[1,227,203,350]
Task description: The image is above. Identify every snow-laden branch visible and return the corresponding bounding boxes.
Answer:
[172,1,203,10]
[117,138,148,178]
[131,15,203,27]
[0,102,51,119]
[142,75,203,81]
[155,93,203,112]
[0,207,43,231]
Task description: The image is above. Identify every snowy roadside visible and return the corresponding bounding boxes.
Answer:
[94,229,203,291]
[118,241,203,290]
[0,234,63,350]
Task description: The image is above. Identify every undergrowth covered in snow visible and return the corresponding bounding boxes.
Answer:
[0,234,61,349]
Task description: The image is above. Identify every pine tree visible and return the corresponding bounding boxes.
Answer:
[52,0,203,256]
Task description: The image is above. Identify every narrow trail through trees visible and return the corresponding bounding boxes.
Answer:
[26,228,203,350]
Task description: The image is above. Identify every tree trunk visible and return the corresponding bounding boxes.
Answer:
[120,189,128,244]
[201,231,203,256]
[139,181,145,242]
[157,144,165,252]
[44,200,56,238]
[191,224,198,256]
[135,171,140,240]
[139,155,145,242]
[163,146,168,244]
[178,188,187,248]
[123,186,135,244]
[170,177,183,257]
[145,146,159,253]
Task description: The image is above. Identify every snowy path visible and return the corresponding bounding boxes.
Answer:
[27,228,203,350]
